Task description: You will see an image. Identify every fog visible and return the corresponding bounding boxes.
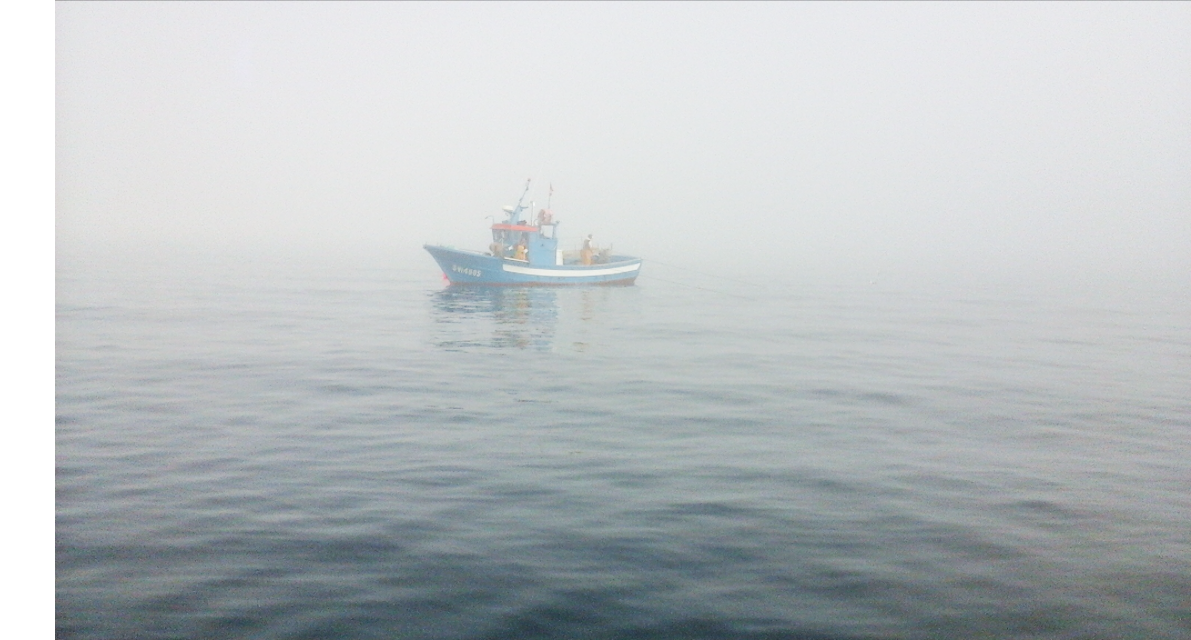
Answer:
[57,2,1190,283]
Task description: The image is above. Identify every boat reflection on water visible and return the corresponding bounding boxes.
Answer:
[429,284,631,352]
[430,286,560,351]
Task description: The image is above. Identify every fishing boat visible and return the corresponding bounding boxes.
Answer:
[424,181,643,286]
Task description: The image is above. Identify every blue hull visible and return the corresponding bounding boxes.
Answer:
[425,245,642,286]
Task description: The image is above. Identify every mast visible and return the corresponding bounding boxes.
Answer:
[508,178,531,224]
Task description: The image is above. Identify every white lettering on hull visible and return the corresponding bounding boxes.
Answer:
[451,264,482,278]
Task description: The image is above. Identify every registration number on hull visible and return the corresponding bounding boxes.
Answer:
[451,265,482,278]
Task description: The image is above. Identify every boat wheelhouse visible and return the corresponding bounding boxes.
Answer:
[424,182,642,286]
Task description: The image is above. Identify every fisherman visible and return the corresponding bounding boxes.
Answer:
[580,234,594,266]
[537,208,553,226]
[514,243,528,261]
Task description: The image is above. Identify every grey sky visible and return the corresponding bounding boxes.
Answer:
[57,2,1190,279]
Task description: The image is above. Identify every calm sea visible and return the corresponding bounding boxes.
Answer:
[56,253,1191,639]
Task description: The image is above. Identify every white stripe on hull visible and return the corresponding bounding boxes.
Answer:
[502,263,640,278]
